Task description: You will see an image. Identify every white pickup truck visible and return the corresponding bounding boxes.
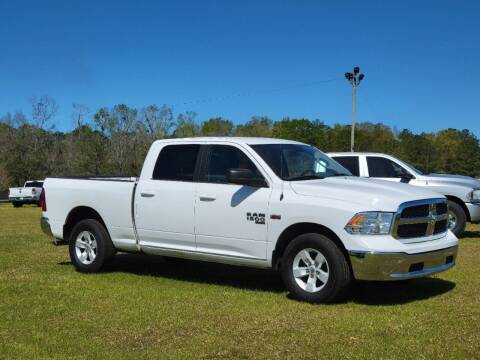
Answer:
[9,180,44,207]
[328,152,480,237]
[40,138,458,303]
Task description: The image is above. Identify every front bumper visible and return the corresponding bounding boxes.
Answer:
[466,202,480,223]
[349,245,458,281]
[40,216,53,237]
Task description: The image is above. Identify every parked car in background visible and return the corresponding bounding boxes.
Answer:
[40,138,458,303]
[328,152,480,237]
[9,180,44,207]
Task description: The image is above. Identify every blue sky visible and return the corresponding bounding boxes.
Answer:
[0,0,479,135]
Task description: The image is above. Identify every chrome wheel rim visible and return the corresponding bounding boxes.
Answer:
[75,231,97,265]
[292,248,329,293]
[448,211,457,230]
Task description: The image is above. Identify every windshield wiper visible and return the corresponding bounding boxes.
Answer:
[287,175,325,181]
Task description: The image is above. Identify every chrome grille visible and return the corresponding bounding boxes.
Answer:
[392,199,449,239]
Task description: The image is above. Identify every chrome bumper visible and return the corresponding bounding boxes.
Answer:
[349,245,458,281]
[40,217,53,237]
[466,202,480,223]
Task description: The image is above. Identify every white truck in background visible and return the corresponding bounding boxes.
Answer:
[328,152,480,237]
[9,180,44,207]
[40,138,458,303]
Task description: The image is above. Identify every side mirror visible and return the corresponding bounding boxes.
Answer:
[226,169,267,187]
[400,172,415,183]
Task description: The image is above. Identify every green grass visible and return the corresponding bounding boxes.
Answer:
[0,204,479,359]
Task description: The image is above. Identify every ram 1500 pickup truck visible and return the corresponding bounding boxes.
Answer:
[40,138,458,303]
[328,152,480,237]
[9,180,44,207]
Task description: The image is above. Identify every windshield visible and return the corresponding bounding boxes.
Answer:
[401,159,424,175]
[250,144,352,181]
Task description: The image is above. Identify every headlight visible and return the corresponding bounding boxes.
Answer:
[468,189,480,203]
[345,212,394,235]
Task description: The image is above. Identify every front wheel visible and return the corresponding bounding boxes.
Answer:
[69,219,115,273]
[281,233,351,303]
[13,203,22,208]
[447,200,466,237]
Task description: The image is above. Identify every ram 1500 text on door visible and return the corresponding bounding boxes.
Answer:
[40,138,458,303]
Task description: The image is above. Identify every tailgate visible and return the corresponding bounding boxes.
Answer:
[9,188,23,197]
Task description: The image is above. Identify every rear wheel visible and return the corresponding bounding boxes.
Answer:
[69,219,115,273]
[281,233,351,303]
[447,200,466,237]
[13,203,22,208]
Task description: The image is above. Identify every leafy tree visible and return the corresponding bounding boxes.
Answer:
[140,104,174,139]
[173,112,199,138]
[1,98,480,190]
[200,117,234,136]
[235,116,273,137]
[272,118,328,147]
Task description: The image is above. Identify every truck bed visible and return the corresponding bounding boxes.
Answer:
[43,177,138,250]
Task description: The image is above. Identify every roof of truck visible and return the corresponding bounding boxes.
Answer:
[153,137,305,146]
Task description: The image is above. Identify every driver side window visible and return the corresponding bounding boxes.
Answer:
[205,145,264,184]
[366,156,408,178]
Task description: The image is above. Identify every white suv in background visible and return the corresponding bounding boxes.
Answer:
[328,152,480,237]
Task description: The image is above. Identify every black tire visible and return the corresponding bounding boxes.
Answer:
[13,203,22,208]
[447,200,467,237]
[281,233,351,303]
[68,219,115,273]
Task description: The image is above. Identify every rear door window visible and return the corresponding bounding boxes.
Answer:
[152,144,201,181]
[332,156,360,176]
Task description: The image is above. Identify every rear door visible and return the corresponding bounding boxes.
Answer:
[135,144,201,250]
[195,144,272,259]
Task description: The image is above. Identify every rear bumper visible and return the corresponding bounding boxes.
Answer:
[349,245,458,281]
[40,217,53,237]
[9,196,38,203]
[466,202,480,223]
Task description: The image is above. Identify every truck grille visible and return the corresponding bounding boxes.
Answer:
[392,199,449,239]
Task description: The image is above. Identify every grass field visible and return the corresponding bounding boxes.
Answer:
[0,204,479,359]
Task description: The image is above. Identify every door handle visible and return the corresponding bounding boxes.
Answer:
[141,192,155,198]
[199,196,216,202]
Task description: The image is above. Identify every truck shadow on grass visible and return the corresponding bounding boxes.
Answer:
[348,279,455,305]
[59,253,456,305]
[460,230,480,238]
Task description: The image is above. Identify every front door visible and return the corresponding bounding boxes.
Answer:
[366,156,411,183]
[135,144,201,250]
[195,144,272,260]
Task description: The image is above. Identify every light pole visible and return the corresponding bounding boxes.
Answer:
[345,67,365,152]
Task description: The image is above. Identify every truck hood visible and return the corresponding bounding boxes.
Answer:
[289,176,443,211]
[422,173,480,189]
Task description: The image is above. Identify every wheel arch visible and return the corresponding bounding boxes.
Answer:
[272,222,350,270]
[63,206,108,242]
[445,195,470,222]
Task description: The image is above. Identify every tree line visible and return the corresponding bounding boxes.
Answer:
[1,96,479,190]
